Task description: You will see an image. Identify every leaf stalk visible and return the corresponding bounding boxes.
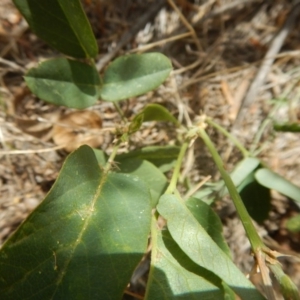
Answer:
[165,141,189,194]
[206,118,249,157]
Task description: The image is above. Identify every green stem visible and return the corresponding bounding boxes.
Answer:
[268,263,300,300]
[165,141,189,194]
[198,128,264,251]
[206,118,249,157]
[250,101,282,155]
[113,102,127,123]
[103,139,122,173]
[250,117,272,155]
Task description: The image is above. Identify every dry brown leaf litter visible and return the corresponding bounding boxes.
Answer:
[1,0,300,297]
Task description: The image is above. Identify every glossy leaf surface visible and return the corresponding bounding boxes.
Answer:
[25,58,101,109]
[100,53,172,102]
[13,0,98,58]
[157,194,265,300]
[0,145,151,299]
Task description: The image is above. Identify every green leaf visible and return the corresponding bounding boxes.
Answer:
[92,148,108,166]
[157,194,265,300]
[137,103,179,125]
[186,197,231,257]
[219,157,261,198]
[117,145,180,172]
[222,281,236,300]
[25,58,101,109]
[100,53,172,102]
[145,218,225,299]
[278,275,300,300]
[115,158,168,207]
[255,168,300,205]
[286,214,300,233]
[91,149,168,207]
[13,0,98,58]
[230,157,261,187]
[191,187,218,205]
[238,173,271,223]
[268,263,300,300]
[274,123,300,132]
[192,158,261,205]
[0,145,151,299]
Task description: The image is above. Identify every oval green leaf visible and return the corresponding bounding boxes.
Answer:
[145,218,225,299]
[157,194,265,300]
[186,197,231,257]
[0,145,151,299]
[115,158,168,207]
[91,149,168,207]
[13,0,98,58]
[230,157,261,187]
[117,145,180,173]
[25,58,101,109]
[100,53,172,102]
[136,103,179,125]
[255,168,300,205]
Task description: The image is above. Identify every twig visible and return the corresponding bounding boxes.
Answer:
[235,1,300,124]
[184,175,211,200]
[179,50,300,91]
[193,0,263,25]
[96,0,166,72]
[0,145,64,155]
[128,32,192,54]
[167,0,202,52]
[0,58,26,73]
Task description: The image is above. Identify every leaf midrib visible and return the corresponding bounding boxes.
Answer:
[50,170,108,298]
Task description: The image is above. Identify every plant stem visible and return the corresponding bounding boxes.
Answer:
[206,118,249,157]
[197,127,264,251]
[103,139,122,173]
[113,102,127,123]
[268,262,300,300]
[250,101,282,155]
[165,141,189,194]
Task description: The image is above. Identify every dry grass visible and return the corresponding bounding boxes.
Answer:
[1,0,300,297]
